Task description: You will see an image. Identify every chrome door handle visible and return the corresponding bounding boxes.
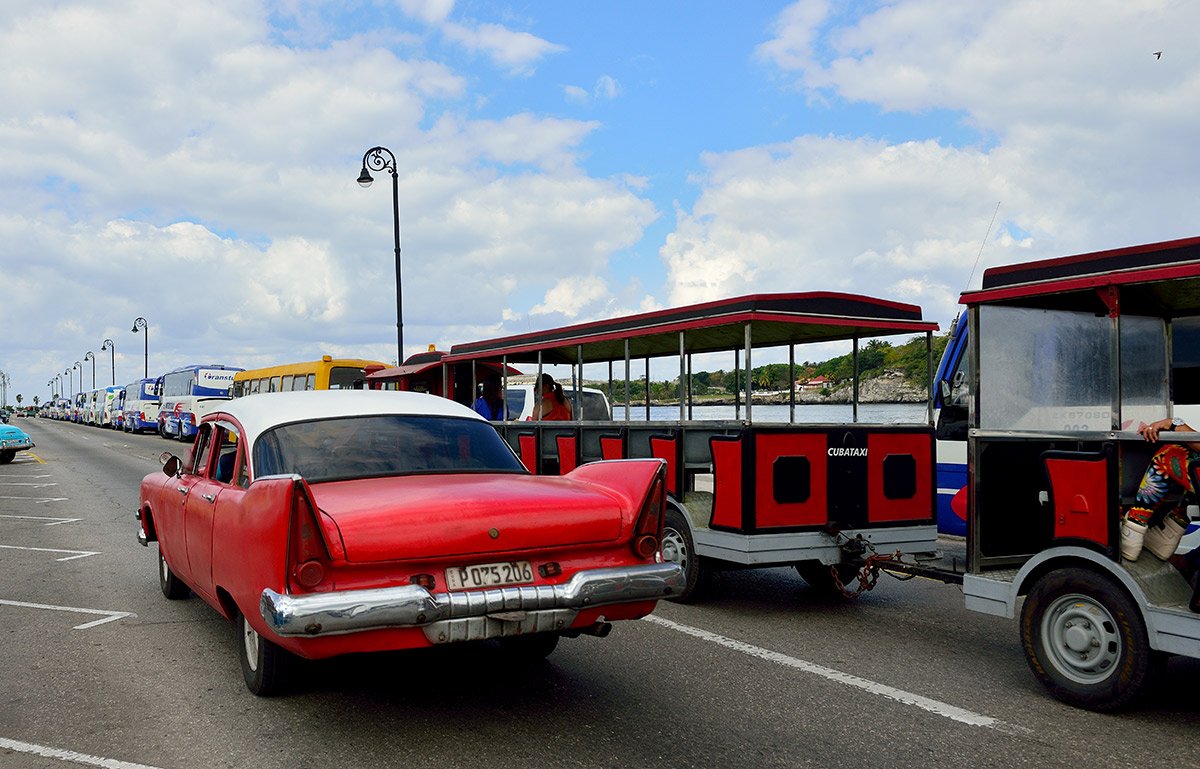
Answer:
[176,486,188,494]
[201,493,216,503]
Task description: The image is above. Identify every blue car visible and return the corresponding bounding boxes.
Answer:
[0,423,34,464]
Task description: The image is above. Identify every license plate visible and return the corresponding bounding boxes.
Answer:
[446,560,535,590]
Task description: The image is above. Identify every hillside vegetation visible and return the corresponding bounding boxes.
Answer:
[609,333,950,404]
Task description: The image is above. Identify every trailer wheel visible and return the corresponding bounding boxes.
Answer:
[1019,567,1154,711]
[661,506,712,603]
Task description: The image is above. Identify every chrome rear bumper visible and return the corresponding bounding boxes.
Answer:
[260,562,684,640]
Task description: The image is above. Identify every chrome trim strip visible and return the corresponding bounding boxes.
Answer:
[260,562,684,637]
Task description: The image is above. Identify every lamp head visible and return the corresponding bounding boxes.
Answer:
[357,167,374,188]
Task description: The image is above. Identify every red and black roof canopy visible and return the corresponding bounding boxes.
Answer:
[962,235,1200,315]
[444,292,937,365]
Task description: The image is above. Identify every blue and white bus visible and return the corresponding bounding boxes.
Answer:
[122,377,161,434]
[158,364,242,441]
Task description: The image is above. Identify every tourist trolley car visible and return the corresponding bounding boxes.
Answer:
[438,292,942,601]
[949,236,1200,710]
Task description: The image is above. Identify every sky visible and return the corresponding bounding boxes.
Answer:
[1,0,1197,404]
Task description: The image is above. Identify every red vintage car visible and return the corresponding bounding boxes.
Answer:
[137,390,682,695]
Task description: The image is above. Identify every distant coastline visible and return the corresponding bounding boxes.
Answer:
[607,371,930,406]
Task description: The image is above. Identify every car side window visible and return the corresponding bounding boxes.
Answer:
[191,424,216,476]
[213,425,244,486]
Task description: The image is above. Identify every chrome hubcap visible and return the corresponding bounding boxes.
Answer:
[661,527,688,571]
[1041,593,1121,684]
[243,620,260,673]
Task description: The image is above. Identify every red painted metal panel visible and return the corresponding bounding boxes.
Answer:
[518,432,538,475]
[710,436,743,530]
[557,434,579,474]
[649,435,679,497]
[600,434,625,460]
[754,433,827,528]
[1044,456,1109,546]
[866,433,933,523]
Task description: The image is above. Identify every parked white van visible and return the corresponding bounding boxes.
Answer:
[503,384,612,421]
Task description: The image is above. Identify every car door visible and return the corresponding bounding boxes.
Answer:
[181,423,220,599]
[184,421,245,601]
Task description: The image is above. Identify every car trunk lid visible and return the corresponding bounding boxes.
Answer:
[310,474,625,563]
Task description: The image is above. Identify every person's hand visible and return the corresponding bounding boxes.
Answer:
[1138,418,1174,442]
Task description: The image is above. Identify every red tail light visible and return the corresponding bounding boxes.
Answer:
[288,484,332,593]
[631,466,666,559]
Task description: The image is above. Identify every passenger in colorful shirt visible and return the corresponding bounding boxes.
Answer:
[1121,415,1200,611]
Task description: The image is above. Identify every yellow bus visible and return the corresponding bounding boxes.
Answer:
[232,356,388,397]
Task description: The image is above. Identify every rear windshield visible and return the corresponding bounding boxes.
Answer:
[253,415,525,483]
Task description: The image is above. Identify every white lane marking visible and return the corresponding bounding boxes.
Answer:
[0,495,70,503]
[0,598,134,630]
[0,544,99,561]
[0,514,80,525]
[0,736,164,769]
[645,615,1020,731]
[0,481,58,487]
[0,473,50,478]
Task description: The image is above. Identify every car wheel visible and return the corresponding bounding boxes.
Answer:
[794,562,860,596]
[239,612,291,696]
[158,548,190,600]
[661,506,712,603]
[1020,567,1154,711]
[0,450,14,465]
[499,632,560,661]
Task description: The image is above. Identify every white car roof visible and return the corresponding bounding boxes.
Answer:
[210,390,484,445]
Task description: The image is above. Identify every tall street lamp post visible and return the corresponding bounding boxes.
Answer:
[131,318,148,378]
[101,339,116,385]
[63,370,71,399]
[73,362,82,396]
[84,351,96,389]
[358,146,404,364]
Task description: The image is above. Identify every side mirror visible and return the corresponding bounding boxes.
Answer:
[160,451,182,477]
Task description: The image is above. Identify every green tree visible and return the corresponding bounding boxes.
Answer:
[14,394,22,406]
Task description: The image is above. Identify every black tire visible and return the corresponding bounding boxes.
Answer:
[1020,567,1154,711]
[238,612,292,696]
[795,562,860,596]
[0,450,14,465]
[158,548,190,600]
[499,632,560,661]
[661,506,712,603]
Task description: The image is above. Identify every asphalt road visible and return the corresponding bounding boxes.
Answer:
[1,417,1197,769]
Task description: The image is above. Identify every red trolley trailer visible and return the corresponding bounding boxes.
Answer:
[440,292,942,601]
[951,235,1200,710]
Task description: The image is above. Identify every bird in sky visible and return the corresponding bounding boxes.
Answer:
[1153,51,1163,59]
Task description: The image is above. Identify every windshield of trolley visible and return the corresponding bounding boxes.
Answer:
[976,305,1167,433]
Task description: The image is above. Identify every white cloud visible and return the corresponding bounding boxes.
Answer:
[665,0,1200,332]
[397,0,454,25]
[530,276,609,317]
[0,0,654,396]
[441,20,565,74]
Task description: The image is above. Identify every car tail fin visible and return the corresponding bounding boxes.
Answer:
[631,464,667,559]
[287,479,333,593]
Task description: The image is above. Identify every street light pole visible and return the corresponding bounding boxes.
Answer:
[358,146,404,364]
[84,351,95,389]
[63,370,71,399]
[73,362,82,396]
[101,339,116,385]
[131,318,148,378]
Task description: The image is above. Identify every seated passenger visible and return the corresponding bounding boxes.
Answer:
[1121,416,1200,611]
[473,376,505,421]
[530,373,572,421]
